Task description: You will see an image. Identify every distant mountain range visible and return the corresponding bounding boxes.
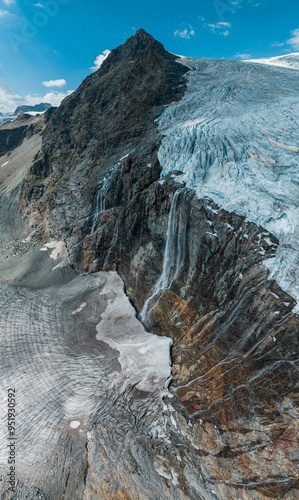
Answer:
[0,102,52,124]
[13,102,52,116]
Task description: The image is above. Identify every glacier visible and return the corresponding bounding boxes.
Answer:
[157,57,299,312]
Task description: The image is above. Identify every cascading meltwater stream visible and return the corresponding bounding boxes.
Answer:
[91,159,126,234]
[140,188,190,326]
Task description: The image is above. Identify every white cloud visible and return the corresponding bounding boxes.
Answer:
[287,28,299,51]
[235,53,252,60]
[0,81,21,114]
[0,9,10,17]
[229,0,260,8]
[42,79,67,88]
[174,26,195,40]
[207,21,231,36]
[34,3,44,7]
[0,78,74,115]
[271,41,285,48]
[213,0,259,20]
[216,21,231,27]
[24,90,74,107]
[0,0,16,19]
[90,49,111,71]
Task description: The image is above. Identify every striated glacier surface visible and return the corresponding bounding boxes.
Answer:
[158,57,299,311]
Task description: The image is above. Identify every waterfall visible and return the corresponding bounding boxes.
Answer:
[140,188,189,325]
[91,162,121,234]
[104,218,119,268]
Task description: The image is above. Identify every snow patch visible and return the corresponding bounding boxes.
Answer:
[70,421,80,429]
[40,241,70,270]
[96,272,172,394]
[72,303,87,315]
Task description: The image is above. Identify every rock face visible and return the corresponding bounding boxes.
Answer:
[71,163,299,499]
[0,113,44,157]
[1,29,298,499]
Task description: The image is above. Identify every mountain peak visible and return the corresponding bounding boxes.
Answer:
[42,28,188,172]
[133,28,154,40]
[118,27,167,59]
[93,28,172,75]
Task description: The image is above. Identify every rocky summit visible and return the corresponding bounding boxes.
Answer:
[0,29,298,500]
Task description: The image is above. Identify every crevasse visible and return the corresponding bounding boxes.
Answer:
[157,57,299,312]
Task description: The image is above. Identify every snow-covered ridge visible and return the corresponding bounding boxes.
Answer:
[158,56,299,311]
[247,52,299,70]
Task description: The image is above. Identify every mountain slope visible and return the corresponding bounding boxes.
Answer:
[39,28,187,176]
[0,30,298,500]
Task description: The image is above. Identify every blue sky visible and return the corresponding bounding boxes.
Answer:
[0,0,298,113]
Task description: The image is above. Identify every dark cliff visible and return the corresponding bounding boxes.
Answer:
[0,114,43,157]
